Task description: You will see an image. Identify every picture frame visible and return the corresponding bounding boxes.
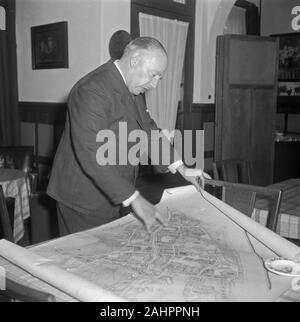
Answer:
[31,21,69,70]
[271,33,300,81]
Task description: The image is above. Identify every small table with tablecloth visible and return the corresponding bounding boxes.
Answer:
[0,169,31,242]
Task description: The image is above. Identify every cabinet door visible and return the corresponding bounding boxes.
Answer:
[215,35,278,186]
[251,88,277,185]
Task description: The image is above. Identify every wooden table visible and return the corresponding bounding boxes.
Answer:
[0,169,31,242]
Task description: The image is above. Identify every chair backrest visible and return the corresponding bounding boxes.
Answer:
[0,185,14,242]
[205,179,282,232]
[0,277,56,302]
[0,146,34,174]
[212,159,252,184]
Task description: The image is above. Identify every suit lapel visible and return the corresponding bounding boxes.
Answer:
[107,61,145,130]
[121,92,145,130]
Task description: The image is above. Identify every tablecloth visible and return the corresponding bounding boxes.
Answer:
[0,169,31,242]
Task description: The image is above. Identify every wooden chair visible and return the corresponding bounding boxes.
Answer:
[0,277,56,302]
[0,185,14,242]
[212,159,252,184]
[204,179,282,232]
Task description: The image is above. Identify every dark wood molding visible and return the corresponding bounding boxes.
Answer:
[192,104,215,160]
[38,155,54,166]
[19,101,66,183]
[18,101,216,174]
[19,101,67,125]
[192,103,215,117]
[176,103,215,131]
[191,103,215,129]
[235,0,254,9]
[204,150,214,159]
[131,0,195,18]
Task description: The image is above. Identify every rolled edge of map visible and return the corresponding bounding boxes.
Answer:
[161,186,300,259]
[201,188,300,259]
[0,239,125,302]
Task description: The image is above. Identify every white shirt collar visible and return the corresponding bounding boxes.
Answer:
[113,60,127,85]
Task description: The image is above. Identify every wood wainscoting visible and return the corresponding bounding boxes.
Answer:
[19,101,216,185]
[19,101,66,186]
[176,103,215,161]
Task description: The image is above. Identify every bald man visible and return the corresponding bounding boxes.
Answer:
[48,37,207,236]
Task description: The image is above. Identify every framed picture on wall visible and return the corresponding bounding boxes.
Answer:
[271,32,300,81]
[31,21,69,69]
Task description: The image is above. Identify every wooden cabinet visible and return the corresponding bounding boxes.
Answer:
[215,35,279,186]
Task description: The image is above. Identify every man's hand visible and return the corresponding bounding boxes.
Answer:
[176,164,211,191]
[131,194,166,232]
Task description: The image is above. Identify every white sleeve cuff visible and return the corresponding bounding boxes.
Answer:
[168,160,184,174]
[122,191,140,207]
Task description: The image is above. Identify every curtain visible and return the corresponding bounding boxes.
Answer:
[139,13,189,132]
[0,0,20,146]
[223,6,246,35]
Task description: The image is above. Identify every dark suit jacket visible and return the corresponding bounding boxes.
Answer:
[47,61,179,215]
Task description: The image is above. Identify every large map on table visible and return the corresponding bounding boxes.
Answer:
[3,186,298,302]
[36,209,243,302]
